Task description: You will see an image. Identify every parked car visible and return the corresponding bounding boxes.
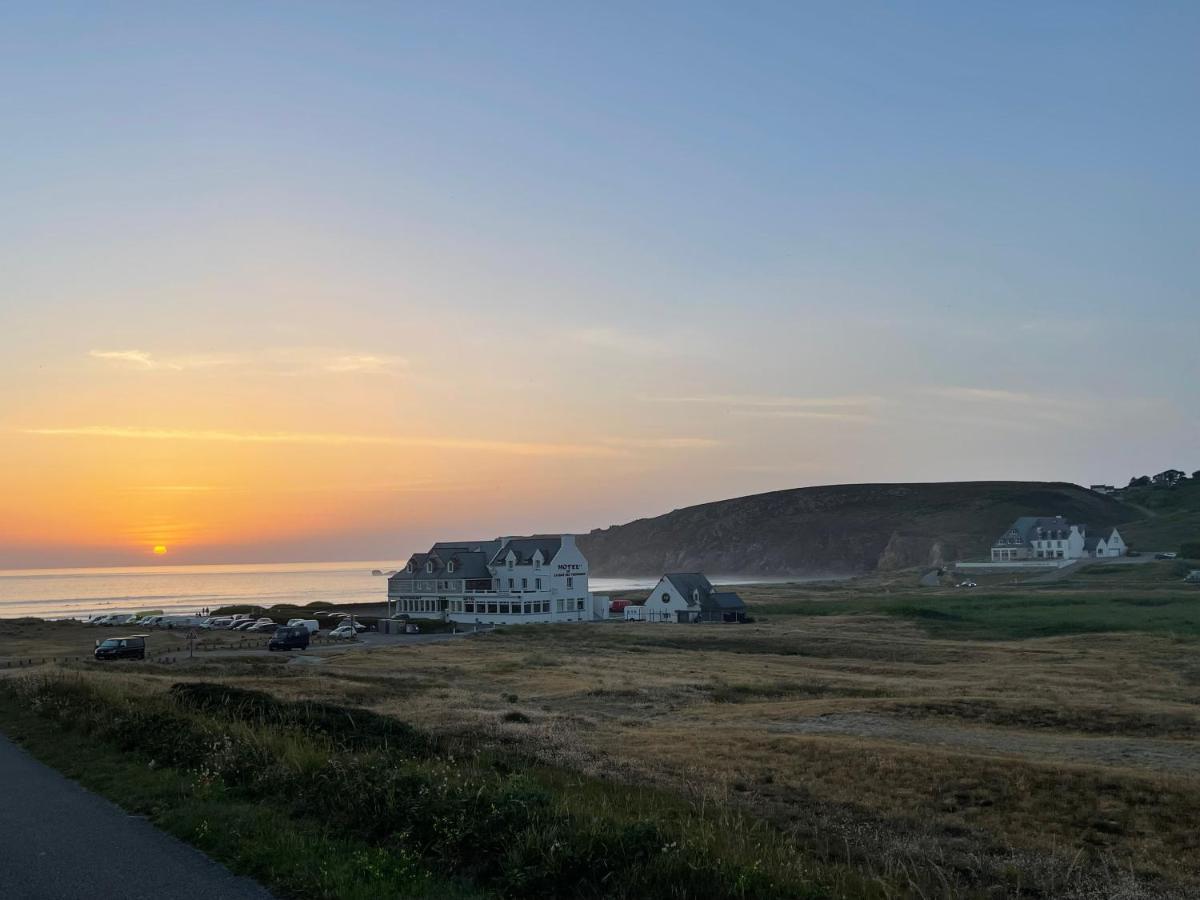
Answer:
[1156,552,1178,560]
[230,621,259,632]
[248,622,280,633]
[335,617,367,632]
[328,625,358,640]
[94,635,146,661]
[286,618,320,634]
[956,581,978,588]
[268,625,310,651]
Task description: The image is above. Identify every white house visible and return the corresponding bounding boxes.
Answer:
[642,573,747,623]
[386,535,607,626]
[990,517,1126,562]
[1085,526,1127,559]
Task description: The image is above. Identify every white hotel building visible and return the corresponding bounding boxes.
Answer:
[386,534,606,625]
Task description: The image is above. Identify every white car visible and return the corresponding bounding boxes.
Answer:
[328,625,358,640]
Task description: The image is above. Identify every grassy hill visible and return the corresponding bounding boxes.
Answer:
[579,481,1140,576]
[1112,477,1200,552]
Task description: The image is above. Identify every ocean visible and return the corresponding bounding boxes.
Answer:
[0,561,669,620]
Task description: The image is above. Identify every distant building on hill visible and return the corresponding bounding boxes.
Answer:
[642,573,747,623]
[386,534,607,625]
[1089,484,1117,494]
[990,516,1126,562]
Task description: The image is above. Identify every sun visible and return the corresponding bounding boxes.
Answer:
[153,545,168,555]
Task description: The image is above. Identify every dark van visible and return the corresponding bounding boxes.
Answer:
[268,625,310,652]
[94,635,146,661]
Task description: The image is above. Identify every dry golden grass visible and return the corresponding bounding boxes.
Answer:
[3,573,1199,897]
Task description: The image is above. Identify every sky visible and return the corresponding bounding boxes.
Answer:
[2,2,1198,568]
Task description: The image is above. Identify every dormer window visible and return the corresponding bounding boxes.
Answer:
[426,561,434,574]
[406,562,413,574]
[447,561,455,573]
[692,589,700,604]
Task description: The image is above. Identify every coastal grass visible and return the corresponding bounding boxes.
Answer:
[0,673,852,900]
[0,689,472,899]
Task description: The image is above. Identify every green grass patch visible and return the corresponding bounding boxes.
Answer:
[755,589,1200,640]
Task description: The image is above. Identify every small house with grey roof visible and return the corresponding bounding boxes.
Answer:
[642,573,747,623]
[387,534,606,625]
[990,516,1125,562]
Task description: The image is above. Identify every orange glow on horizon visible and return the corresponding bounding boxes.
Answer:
[153,545,168,555]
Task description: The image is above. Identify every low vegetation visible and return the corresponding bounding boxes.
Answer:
[2,563,1199,898]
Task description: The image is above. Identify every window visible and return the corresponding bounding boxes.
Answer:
[426,561,434,573]
[499,603,509,614]
[577,599,585,611]
[507,558,514,570]
[406,562,413,573]
[447,561,455,573]
[542,601,550,613]
[522,578,528,591]
[487,602,498,614]
[508,578,514,590]
[524,602,532,614]
[662,592,670,604]
[556,599,565,613]
[534,558,541,570]
[535,577,542,590]
[464,601,475,613]
[566,576,573,588]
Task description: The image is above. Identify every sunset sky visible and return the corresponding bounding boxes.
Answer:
[2,3,1198,568]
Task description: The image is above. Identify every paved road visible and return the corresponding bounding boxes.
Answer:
[0,732,272,900]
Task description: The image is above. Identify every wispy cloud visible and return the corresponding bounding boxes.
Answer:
[89,350,235,371]
[731,409,875,422]
[20,426,629,458]
[320,354,407,374]
[642,393,882,409]
[642,393,882,423]
[601,436,722,449]
[569,327,664,357]
[89,348,407,376]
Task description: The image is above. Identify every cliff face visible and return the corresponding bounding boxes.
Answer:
[578,481,1138,577]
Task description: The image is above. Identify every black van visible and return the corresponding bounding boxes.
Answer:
[94,635,146,661]
[268,625,310,652]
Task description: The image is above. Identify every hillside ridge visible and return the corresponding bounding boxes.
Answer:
[578,480,1141,577]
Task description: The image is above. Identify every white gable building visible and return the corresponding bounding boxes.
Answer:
[387,534,607,625]
[990,516,1126,562]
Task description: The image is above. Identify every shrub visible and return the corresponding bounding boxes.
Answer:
[1179,541,1200,560]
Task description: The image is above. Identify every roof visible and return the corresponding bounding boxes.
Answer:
[490,536,563,566]
[994,516,1078,547]
[662,573,715,602]
[705,591,746,611]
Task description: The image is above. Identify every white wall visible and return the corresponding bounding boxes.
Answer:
[643,577,690,623]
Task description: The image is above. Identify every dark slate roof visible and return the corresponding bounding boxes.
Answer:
[439,550,492,580]
[995,516,1077,547]
[1083,536,1102,551]
[705,591,746,611]
[490,536,563,566]
[663,573,715,604]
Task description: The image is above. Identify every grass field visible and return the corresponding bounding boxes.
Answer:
[2,563,1199,898]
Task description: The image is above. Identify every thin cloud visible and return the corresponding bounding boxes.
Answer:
[642,393,883,409]
[321,354,407,375]
[21,425,626,458]
[601,436,722,449]
[569,327,664,357]
[731,409,875,422]
[89,347,407,376]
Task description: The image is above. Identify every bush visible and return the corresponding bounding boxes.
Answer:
[1179,541,1200,560]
